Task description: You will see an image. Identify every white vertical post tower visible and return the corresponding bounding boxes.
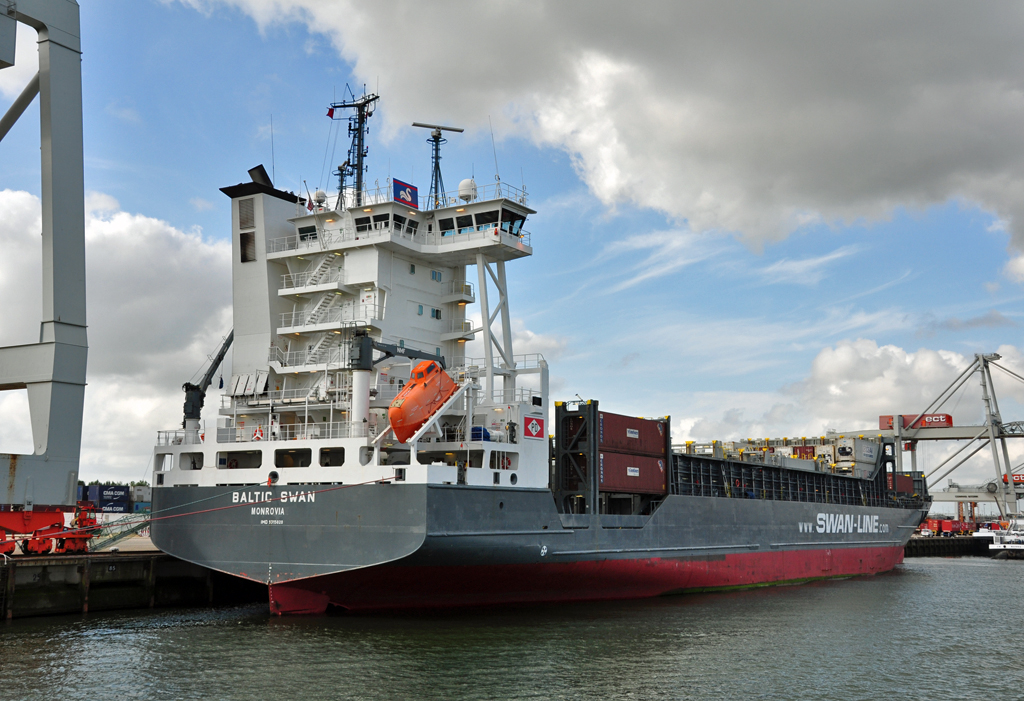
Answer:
[475,253,516,400]
[0,0,88,507]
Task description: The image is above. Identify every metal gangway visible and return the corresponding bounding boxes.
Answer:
[88,513,151,552]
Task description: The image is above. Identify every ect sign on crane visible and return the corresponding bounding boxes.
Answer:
[0,1,88,515]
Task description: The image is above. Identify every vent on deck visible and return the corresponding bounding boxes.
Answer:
[239,198,255,230]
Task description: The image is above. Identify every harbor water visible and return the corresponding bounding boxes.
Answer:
[2,557,1023,700]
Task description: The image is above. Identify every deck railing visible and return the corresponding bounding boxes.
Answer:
[217,421,376,443]
[266,221,530,255]
[281,267,346,290]
[279,303,383,330]
[156,429,202,446]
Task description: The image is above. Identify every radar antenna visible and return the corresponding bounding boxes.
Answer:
[412,122,464,208]
[329,88,380,208]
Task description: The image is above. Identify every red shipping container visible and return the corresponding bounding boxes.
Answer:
[941,520,954,532]
[887,474,915,493]
[926,519,940,532]
[793,446,815,459]
[598,452,667,495]
[598,412,668,457]
[879,414,953,430]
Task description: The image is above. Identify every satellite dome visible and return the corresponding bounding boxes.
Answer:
[314,190,327,205]
[458,178,477,202]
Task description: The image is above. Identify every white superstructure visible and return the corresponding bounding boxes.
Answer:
[154,148,550,493]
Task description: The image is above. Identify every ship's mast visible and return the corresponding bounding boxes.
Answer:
[329,90,379,208]
[412,122,464,208]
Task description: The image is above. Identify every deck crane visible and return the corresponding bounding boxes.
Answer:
[182,331,234,430]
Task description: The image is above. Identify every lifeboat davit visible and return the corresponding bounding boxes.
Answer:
[388,360,458,443]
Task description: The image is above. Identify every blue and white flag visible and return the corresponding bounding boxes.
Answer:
[393,179,418,209]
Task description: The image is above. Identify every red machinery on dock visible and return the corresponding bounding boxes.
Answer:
[0,502,99,556]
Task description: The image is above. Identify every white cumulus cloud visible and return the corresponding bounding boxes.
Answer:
[0,189,231,481]
[179,0,1024,256]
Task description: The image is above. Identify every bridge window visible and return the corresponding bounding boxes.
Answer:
[372,213,390,229]
[354,216,371,232]
[297,225,317,241]
[456,215,474,233]
[275,448,312,468]
[438,218,454,235]
[500,208,526,235]
[475,210,499,227]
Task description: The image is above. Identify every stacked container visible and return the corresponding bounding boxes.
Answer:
[98,485,130,513]
[597,411,670,495]
[835,438,878,473]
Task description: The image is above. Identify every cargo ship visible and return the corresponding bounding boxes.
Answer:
[150,96,930,614]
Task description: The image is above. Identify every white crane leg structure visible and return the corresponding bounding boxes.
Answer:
[0,1,87,508]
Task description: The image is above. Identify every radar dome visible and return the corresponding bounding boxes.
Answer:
[458,178,477,202]
[314,190,327,205]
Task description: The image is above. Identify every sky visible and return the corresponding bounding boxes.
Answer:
[2,1,1024,511]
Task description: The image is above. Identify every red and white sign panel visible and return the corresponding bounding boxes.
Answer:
[524,416,545,439]
[879,414,953,430]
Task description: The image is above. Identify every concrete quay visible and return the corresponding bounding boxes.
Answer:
[1,537,266,620]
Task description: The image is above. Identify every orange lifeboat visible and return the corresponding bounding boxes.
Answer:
[388,360,458,443]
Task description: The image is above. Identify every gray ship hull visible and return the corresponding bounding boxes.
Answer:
[151,483,925,613]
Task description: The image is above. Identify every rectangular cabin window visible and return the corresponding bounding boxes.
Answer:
[418,304,423,316]
[409,263,416,274]
[275,448,311,468]
[218,451,262,469]
[238,198,255,229]
[393,214,407,233]
[456,215,474,233]
[431,308,441,320]
[355,216,372,232]
[372,213,390,229]
[438,218,455,235]
[431,270,442,282]
[406,219,419,234]
[297,225,317,242]
[179,452,203,470]
[320,447,344,467]
[240,232,256,263]
[500,208,526,235]
[474,210,499,227]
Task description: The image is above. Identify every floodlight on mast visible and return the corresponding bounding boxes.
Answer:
[412,122,464,208]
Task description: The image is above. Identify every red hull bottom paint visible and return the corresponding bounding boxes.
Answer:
[268,545,906,615]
